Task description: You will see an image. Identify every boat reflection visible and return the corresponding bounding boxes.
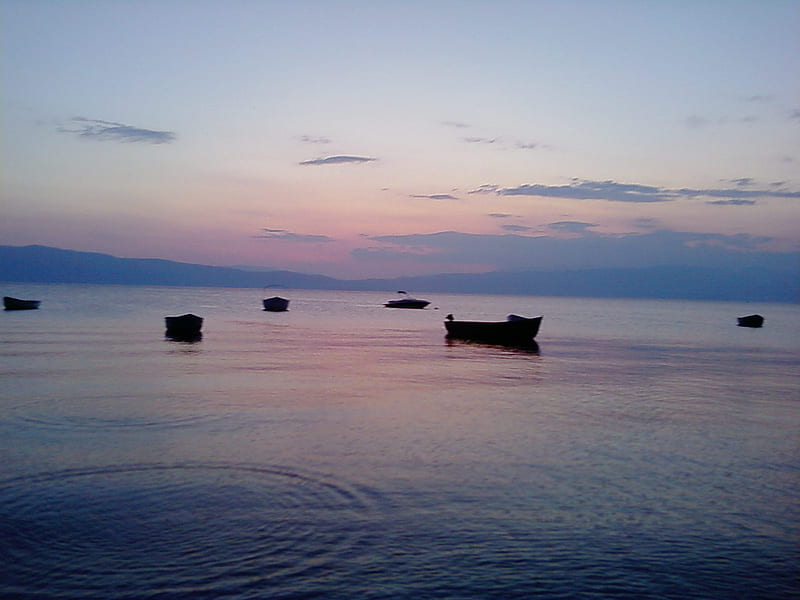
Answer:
[445,337,540,355]
[165,331,203,343]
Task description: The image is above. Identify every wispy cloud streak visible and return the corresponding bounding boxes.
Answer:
[441,121,470,129]
[472,179,800,203]
[706,199,757,206]
[299,135,332,144]
[254,228,333,242]
[410,194,458,200]
[60,117,175,144]
[299,155,376,166]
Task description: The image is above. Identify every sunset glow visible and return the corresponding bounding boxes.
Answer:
[2,0,798,279]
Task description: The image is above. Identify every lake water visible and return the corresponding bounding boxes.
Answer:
[1,283,798,599]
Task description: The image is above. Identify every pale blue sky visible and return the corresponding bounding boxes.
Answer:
[2,0,798,278]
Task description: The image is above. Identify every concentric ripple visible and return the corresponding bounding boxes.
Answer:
[4,395,223,432]
[0,463,381,599]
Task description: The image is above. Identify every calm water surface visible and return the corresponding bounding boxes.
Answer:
[1,284,798,599]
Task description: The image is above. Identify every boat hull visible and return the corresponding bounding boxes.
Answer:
[737,314,764,328]
[263,297,290,311]
[445,315,542,345]
[384,299,430,309]
[3,296,41,310]
[165,314,203,340]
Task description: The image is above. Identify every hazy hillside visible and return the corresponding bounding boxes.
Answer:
[0,245,346,289]
[1,245,797,302]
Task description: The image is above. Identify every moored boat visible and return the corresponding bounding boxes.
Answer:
[263,296,290,311]
[3,296,41,310]
[384,291,430,309]
[737,314,764,328]
[165,313,203,340]
[444,314,542,345]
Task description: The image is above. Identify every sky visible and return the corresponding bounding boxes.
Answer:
[2,0,799,279]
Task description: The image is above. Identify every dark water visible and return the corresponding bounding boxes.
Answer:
[1,284,798,599]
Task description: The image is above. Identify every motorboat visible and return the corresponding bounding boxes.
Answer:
[384,291,430,309]
[3,296,41,310]
[444,313,542,345]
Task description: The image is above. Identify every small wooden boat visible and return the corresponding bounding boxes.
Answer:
[3,296,41,310]
[737,314,764,328]
[444,314,542,345]
[165,313,203,339]
[263,296,290,312]
[384,291,430,309]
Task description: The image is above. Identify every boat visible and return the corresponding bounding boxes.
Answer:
[444,313,542,345]
[165,313,203,340]
[737,314,764,328]
[384,291,430,309]
[3,296,41,310]
[262,296,290,312]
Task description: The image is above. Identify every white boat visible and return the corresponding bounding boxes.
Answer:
[384,291,430,309]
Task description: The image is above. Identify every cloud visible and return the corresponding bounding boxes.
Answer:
[790,109,800,121]
[354,229,791,272]
[299,135,332,144]
[487,213,513,218]
[254,228,333,243]
[410,194,458,201]
[299,155,376,166]
[471,184,500,195]
[442,117,543,151]
[548,221,598,234]
[501,224,533,232]
[464,136,498,145]
[726,177,755,187]
[60,117,175,144]
[744,95,774,103]
[678,186,800,200]
[494,180,677,203]
[473,178,800,203]
[633,217,661,230]
[706,199,757,206]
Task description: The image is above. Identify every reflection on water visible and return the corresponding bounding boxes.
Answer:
[165,331,203,343]
[445,337,540,354]
[1,284,798,599]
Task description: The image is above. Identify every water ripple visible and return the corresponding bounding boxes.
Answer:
[0,463,380,599]
[3,396,223,432]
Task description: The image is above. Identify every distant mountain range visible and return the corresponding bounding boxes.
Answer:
[1,244,797,303]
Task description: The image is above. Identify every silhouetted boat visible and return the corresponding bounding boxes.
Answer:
[444,314,542,345]
[165,313,203,339]
[384,291,430,309]
[263,296,290,311]
[737,314,764,328]
[3,296,41,310]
